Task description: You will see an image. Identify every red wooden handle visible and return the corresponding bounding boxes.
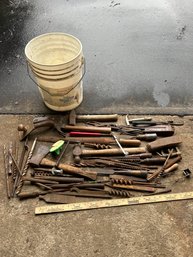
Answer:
[69,132,105,137]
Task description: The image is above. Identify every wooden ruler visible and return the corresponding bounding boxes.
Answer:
[35,191,193,215]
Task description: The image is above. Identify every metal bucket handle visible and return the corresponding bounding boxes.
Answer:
[27,57,86,96]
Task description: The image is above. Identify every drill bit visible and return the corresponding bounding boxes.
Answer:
[3,145,11,199]
[16,138,37,195]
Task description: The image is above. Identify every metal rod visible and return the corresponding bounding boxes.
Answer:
[111,133,128,156]
[56,141,70,167]
[3,145,11,199]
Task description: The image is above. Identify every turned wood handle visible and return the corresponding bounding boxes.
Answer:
[40,158,97,180]
[112,184,156,192]
[77,114,118,121]
[164,163,179,174]
[81,147,146,156]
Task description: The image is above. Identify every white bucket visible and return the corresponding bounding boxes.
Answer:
[25,32,84,111]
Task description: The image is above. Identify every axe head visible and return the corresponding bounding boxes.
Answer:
[69,110,76,125]
[29,145,50,166]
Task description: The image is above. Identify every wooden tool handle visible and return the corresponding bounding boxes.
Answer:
[37,136,141,146]
[23,177,58,184]
[40,158,97,180]
[146,136,182,152]
[36,176,84,183]
[163,163,179,174]
[164,155,182,169]
[118,139,141,146]
[18,191,43,199]
[62,125,111,133]
[115,170,148,178]
[81,147,146,156]
[77,114,118,121]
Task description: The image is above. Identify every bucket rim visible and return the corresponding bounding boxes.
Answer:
[25,32,83,67]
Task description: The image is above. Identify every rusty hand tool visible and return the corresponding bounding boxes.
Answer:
[39,194,76,204]
[16,138,37,195]
[18,117,66,141]
[9,146,22,197]
[8,142,13,175]
[22,177,59,184]
[110,175,164,188]
[73,143,82,164]
[18,191,47,199]
[40,158,97,180]
[22,138,37,176]
[105,186,132,197]
[164,155,182,169]
[129,120,184,127]
[18,118,55,141]
[31,168,64,176]
[29,144,50,166]
[146,136,182,152]
[35,183,53,190]
[17,188,69,199]
[144,188,172,196]
[37,136,141,146]
[107,153,153,159]
[59,188,112,199]
[69,110,118,125]
[34,176,84,183]
[48,183,83,189]
[125,116,152,125]
[55,141,70,168]
[73,145,146,158]
[76,158,153,171]
[50,182,105,189]
[84,143,112,149]
[8,151,22,176]
[110,174,140,184]
[12,138,29,197]
[144,125,174,136]
[112,183,156,193]
[147,149,174,181]
[19,137,29,169]
[11,142,18,181]
[62,125,112,134]
[3,145,11,199]
[136,133,157,141]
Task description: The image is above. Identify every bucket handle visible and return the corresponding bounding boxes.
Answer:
[27,57,86,96]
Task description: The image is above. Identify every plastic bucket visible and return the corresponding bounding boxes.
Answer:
[25,32,84,111]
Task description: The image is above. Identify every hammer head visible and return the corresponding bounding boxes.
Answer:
[69,110,76,125]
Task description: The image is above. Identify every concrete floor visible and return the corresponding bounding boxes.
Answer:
[1,0,193,114]
[1,114,193,257]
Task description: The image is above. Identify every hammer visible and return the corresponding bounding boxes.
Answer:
[69,110,118,125]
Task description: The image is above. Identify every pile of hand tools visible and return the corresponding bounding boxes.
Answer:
[3,112,184,205]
